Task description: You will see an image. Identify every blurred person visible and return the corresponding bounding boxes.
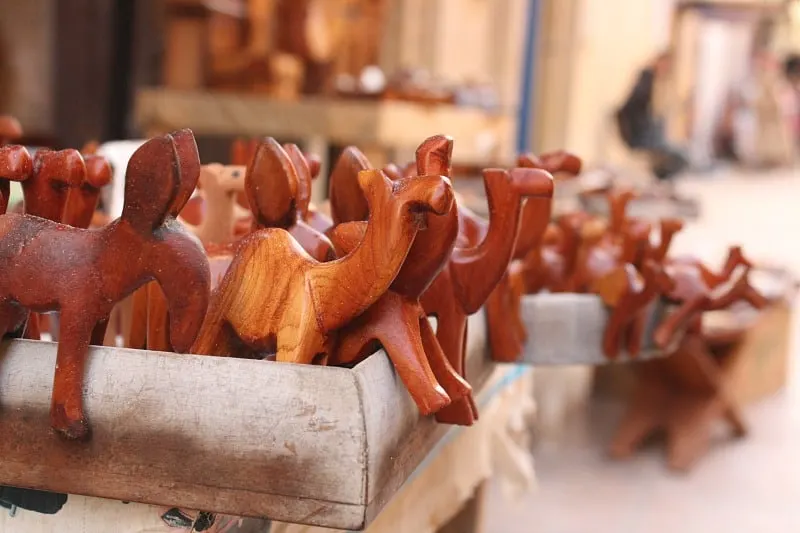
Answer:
[616,50,690,182]
[784,53,800,148]
[732,48,795,168]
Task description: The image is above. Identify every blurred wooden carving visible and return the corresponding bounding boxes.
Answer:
[0,131,210,440]
[0,145,32,215]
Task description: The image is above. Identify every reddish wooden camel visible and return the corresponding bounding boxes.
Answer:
[0,131,211,439]
[486,151,582,362]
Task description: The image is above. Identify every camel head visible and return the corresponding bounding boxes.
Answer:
[26,148,86,220]
[357,169,454,223]
[83,155,113,190]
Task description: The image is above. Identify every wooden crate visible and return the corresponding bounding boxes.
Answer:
[0,313,493,530]
[520,293,673,365]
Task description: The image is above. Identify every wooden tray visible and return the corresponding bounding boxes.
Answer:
[519,293,673,365]
[0,313,494,530]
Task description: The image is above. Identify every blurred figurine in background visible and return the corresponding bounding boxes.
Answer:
[616,50,689,182]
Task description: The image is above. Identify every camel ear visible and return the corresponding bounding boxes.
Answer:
[283,143,312,217]
[121,134,180,232]
[329,146,371,224]
[169,129,200,216]
[246,138,298,228]
[0,145,33,182]
[34,149,87,187]
[416,135,453,176]
[83,155,113,188]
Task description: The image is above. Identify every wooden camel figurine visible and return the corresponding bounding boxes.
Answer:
[327,136,472,418]
[0,131,211,439]
[0,145,32,215]
[191,166,454,364]
[564,216,675,358]
[486,151,582,362]
[420,161,555,424]
[610,259,768,471]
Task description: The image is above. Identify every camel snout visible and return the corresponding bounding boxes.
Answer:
[510,168,554,198]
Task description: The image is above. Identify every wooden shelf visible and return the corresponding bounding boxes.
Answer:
[0,312,494,531]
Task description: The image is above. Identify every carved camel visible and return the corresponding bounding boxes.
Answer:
[62,155,113,228]
[610,261,768,470]
[0,131,210,439]
[190,167,454,364]
[327,136,472,418]
[420,164,554,424]
[486,151,582,362]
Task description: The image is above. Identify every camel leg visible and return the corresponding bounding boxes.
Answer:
[486,280,524,363]
[626,312,646,356]
[50,311,94,440]
[90,318,109,346]
[665,395,716,472]
[609,382,665,459]
[420,317,472,405]
[127,286,149,349]
[376,313,450,416]
[433,311,475,426]
[602,303,629,359]
[654,295,708,348]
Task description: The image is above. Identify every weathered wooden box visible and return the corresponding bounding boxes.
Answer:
[519,293,671,365]
[0,313,493,530]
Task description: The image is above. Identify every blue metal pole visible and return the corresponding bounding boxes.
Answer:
[516,0,540,154]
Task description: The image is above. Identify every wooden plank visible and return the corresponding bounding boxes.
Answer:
[0,311,495,530]
[520,293,674,365]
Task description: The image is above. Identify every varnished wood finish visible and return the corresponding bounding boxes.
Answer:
[0,131,211,439]
[0,145,33,215]
[191,167,454,365]
[422,157,554,423]
[62,155,113,228]
[328,137,472,418]
[488,151,583,362]
[328,145,372,224]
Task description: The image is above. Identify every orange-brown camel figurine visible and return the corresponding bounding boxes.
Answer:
[0,131,211,440]
[190,164,455,365]
[327,136,472,418]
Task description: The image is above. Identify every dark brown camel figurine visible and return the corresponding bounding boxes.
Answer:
[328,136,472,418]
[0,131,211,440]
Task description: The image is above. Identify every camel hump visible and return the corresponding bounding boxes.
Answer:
[34,148,86,188]
[0,145,33,182]
[169,129,201,216]
[121,133,181,232]
[246,138,299,228]
[83,155,113,189]
[329,146,372,224]
[327,220,367,256]
[283,143,312,216]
